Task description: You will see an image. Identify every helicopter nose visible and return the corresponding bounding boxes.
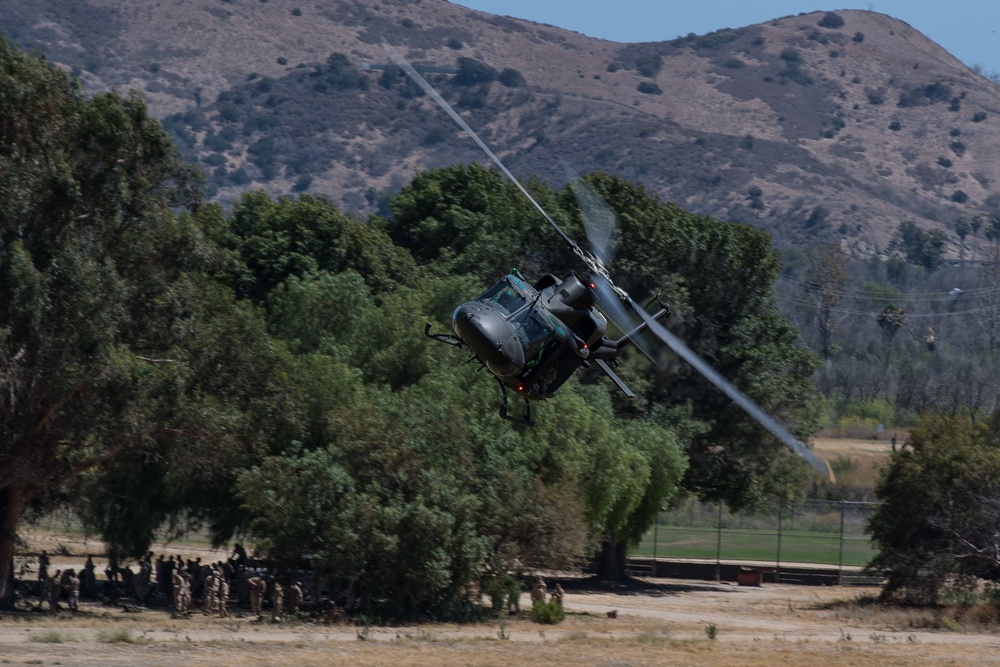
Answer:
[452,303,524,378]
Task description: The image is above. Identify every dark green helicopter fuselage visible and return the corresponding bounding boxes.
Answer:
[451,272,611,399]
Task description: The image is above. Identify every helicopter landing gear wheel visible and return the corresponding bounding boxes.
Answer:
[497,380,533,426]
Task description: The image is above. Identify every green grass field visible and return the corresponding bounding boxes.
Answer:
[634,499,879,568]
[634,526,876,567]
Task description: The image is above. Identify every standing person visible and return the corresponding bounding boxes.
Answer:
[287,581,304,615]
[202,569,219,615]
[81,555,97,594]
[37,550,50,583]
[248,575,267,616]
[551,583,565,607]
[171,568,186,613]
[271,581,284,621]
[64,569,80,611]
[179,571,193,613]
[47,570,62,610]
[530,575,547,605]
[218,576,231,618]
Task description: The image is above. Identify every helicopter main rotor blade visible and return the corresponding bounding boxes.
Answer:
[564,165,659,361]
[384,42,580,253]
[384,41,833,483]
[563,159,832,482]
[563,162,615,266]
[629,298,835,482]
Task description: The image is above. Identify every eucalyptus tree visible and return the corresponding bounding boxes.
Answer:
[0,38,291,606]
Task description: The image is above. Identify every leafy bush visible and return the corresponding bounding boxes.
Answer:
[951,141,966,157]
[637,81,662,95]
[455,57,498,85]
[868,414,1000,604]
[889,120,901,131]
[952,190,969,203]
[937,157,953,168]
[378,65,403,89]
[446,38,463,50]
[635,53,663,77]
[531,599,566,624]
[498,67,526,88]
[818,12,845,29]
[853,32,865,43]
[973,111,987,122]
[292,174,312,192]
[780,48,801,63]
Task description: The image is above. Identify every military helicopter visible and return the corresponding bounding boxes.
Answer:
[425,267,669,424]
[386,44,834,481]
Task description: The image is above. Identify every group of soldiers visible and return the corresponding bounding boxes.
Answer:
[530,575,565,606]
[36,547,564,619]
[36,545,306,619]
[36,550,82,612]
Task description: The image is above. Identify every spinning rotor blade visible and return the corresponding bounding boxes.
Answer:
[563,162,615,266]
[565,167,832,481]
[632,300,835,482]
[563,165,658,362]
[385,42,833,483]
[384,42,579,251]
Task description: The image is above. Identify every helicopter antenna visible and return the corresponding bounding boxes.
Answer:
[382,42,618,294]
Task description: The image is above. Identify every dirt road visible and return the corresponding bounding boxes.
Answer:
[3,577,999,667]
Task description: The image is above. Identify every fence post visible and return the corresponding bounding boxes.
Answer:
[838,500,846,586]
[775,501,783,583]
[715,501,723,582]
[653,513,658,563]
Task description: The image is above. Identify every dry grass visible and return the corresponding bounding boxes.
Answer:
[4,586,1000,667]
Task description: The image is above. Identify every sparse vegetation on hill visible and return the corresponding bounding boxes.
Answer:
[3,1,999,254]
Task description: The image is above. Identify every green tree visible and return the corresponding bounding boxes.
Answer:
[868,413,1000,603]
[893,220,947,272]
[563,174,820,509]
[0,38,287,606]
[224,192,418,303]
[805,244,850,359]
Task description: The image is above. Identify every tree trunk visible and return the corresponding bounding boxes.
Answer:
[0,485,28,610]
[594,532,628,582]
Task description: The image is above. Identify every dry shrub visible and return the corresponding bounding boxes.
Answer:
[955,602,1000,627]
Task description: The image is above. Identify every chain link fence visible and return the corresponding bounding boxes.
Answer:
[636,498,878,575]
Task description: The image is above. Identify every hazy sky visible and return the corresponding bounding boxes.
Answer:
[453,1,1000,75]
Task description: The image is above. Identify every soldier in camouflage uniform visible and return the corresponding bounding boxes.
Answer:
[248,575,267,616]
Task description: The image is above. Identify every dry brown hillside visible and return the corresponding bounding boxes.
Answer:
[4,0,1000,255]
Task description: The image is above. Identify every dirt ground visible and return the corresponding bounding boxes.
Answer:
[3,575,999,667]
[9,440,994,667]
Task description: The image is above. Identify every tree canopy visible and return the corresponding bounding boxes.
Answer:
[0,37,293,607]
[868,412,1000,603]
[2,38,821,617]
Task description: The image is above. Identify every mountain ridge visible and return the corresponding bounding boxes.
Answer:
[4,0,1000,257]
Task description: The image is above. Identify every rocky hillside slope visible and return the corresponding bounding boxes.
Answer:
[5,0,1000,256]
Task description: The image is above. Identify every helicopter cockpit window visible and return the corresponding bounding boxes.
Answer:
[515,311,554,362]
[477,280,528,315]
